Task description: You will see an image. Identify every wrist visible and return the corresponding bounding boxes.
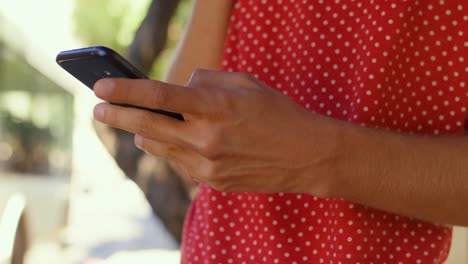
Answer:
[298,114,351,198]
[331,121,395,204]
[328,121,363,199]
[311,117,379,201]
[323,118,355,199]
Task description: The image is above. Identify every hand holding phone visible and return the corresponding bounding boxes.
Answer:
[56,46,184,120]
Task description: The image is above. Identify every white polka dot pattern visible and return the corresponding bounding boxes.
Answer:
[182,1,465,263]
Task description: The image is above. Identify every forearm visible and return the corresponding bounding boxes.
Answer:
[165,0,233,85]
[330,120,468,226]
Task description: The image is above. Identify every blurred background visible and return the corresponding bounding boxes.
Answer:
[0,0,191,263]
[0,0,466,263]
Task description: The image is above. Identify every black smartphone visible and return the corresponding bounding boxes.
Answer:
[56,46,184,120]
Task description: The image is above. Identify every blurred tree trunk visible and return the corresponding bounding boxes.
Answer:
[127,0,182,72]
[95,0,189,244]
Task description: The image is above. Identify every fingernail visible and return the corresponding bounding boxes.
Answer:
[94,104,106,121]
[94,79,113,98]
[134,134,143,149]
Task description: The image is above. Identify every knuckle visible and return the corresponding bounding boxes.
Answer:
[102,106,117,124]
[211,181,232,193]
[232,72,261,89]
[192,68,208,79]
[197,140,219,160]
[239,72,257,83]
[135,113,157,137]
[240,72,254,80]
[119,83,131,101]
[196,132,222,160]
[203,161,220,181]
[165,144,181,160]
[186,69,206,87]
[149,83,168,107]
[191,68,204,76]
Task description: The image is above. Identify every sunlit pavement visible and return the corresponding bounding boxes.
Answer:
[70,179,178,260]
[94,250,180,264]
[25,178,179,263]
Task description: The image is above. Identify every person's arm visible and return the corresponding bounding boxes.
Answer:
[164,0,234,85]
[91,68,468,228]
[332,121,468,226]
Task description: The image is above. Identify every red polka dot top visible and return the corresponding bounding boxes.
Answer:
[181,1,467,263]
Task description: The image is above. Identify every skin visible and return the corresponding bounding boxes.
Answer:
[164,0,234,85]
[93,71,468,227]
[93,71,337,196]
[93,0,468,227]
[163,0,234,183]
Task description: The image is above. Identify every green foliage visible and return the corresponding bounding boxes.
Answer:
[149,0,193,78]
[73,0,151,54]
[74,0,192,79]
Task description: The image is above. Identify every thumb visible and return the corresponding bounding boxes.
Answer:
[186,69,261,90]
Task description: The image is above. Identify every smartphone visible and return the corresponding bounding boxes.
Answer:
[56,46,184,120]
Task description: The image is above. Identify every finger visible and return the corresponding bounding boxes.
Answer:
[135,135,200,165]
[135,135,204,181]
[94,78,205,115]
[135,134,185,160]
[94,103,190,145]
